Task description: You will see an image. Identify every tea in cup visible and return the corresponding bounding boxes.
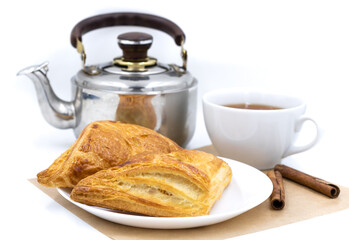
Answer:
[202,89,319,169]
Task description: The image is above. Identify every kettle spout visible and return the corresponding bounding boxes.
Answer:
[17,62,76,129]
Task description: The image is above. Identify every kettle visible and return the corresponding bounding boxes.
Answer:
[18,12,198,147]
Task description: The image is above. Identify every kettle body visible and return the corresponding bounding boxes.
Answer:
[18,12,197,147]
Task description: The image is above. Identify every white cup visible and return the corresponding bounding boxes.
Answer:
[202,88,319,169]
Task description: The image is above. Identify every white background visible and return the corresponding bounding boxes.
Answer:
[1,0,349,239]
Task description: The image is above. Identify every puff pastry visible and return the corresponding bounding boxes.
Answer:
[70,149,232,217]
[37,121,181,188]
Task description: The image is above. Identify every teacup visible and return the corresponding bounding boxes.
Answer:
[202,88,319,169]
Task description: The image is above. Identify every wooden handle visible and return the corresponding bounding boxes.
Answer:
[70,12,185,48]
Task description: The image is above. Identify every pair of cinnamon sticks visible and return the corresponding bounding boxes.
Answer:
[267,164,340,210]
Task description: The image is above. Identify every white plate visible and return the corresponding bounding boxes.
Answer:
[57,157,272,229]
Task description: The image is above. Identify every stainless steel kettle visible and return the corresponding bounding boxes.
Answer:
[18,12,197,147]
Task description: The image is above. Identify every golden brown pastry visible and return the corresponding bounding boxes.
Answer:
[37,121,181,188]
[70,149,232,217]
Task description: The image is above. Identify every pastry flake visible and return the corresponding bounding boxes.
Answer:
[37,121,181,188]
[70,149,232,217]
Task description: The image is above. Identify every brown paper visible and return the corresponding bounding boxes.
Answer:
[29,145,349,240]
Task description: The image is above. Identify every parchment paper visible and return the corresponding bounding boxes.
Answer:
[29,145,349,240]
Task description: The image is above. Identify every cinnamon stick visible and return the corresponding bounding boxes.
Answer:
[274,164,340,198]
[267,170,285,210]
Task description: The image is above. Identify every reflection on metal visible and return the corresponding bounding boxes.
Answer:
[116,95,156,129]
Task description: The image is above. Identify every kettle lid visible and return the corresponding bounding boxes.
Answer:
[74,32,195,94]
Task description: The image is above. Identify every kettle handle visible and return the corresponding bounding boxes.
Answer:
[71,12,185,47]
[70,12,187,71]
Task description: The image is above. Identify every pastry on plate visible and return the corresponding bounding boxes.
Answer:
[37,121,181,188]
[70,149,232,217]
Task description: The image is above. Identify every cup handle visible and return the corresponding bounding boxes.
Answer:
[282,116,319,158]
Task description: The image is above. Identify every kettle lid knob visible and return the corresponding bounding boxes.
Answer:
[117,32,153,61]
